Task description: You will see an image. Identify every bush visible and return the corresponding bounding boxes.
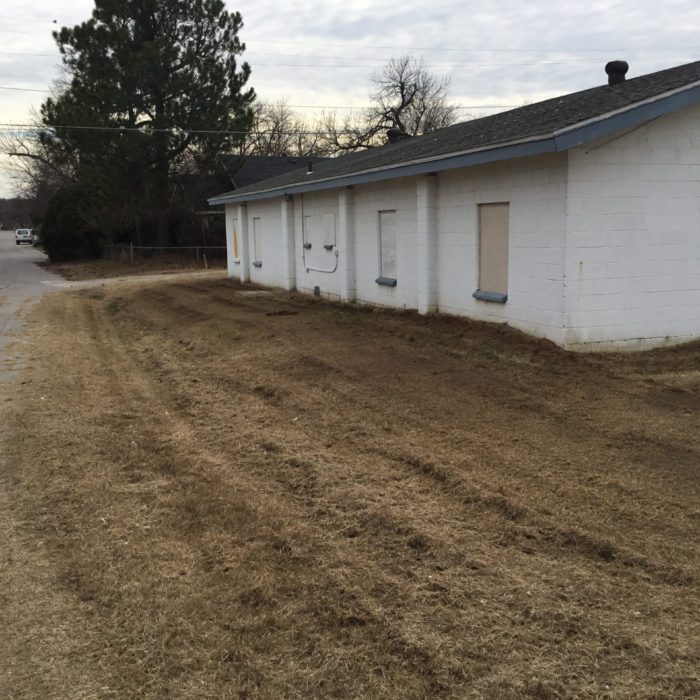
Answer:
[41,185,104,262]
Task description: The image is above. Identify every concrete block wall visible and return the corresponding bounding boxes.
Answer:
[226,155,570,344]
[221,103,700,350]
[292,180,420,308]
[437,154,568,344]
[565,102,700,349]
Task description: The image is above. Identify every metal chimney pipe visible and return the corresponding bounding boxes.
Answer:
[386,127,408,144]
[605,60,629,85]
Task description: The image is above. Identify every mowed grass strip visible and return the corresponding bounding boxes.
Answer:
[40,254,226,281]
[1,277,699,699]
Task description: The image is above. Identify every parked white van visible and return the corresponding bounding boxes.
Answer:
[15,229,32,245]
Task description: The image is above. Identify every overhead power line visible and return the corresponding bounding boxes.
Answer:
[245,37,700,53]
[0,51,57,56]
[0,14,58,24]
[0,53,642,66]
[0,13,698,54]
[0,89,507,110]
[282,104,517,110]
[253,59,601,68]
[245,56,695,69]
[1,57,685,75]
[0,86,516,110]
[0,85,49,93]
[0,28,34,35]
[0,47,698,61]
[0,122,325,136]
[0,121,494,137]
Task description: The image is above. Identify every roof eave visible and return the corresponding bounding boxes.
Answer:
[208,137,555,205]
[208,81,700,206]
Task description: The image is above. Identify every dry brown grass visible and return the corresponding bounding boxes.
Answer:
[0,278,698,698]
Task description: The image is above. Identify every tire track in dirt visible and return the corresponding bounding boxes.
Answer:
[107,289,496,692]
[99,281,699,693]
[97,284,556,688]
[117,282,696,576]
[40,289,492,695]
[127,282,699,559]
[7,279,698,698]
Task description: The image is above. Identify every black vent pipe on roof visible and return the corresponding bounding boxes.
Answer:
[605,60,629,85]
[386,127,409,144]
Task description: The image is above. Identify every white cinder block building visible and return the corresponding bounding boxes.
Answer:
[210,60,700,350]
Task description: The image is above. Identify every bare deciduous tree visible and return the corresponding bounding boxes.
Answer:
[0,106,74,222]
[370,55,457,135]
[323,55,458,152]
[242,101,330,157]
[319,109,384,153]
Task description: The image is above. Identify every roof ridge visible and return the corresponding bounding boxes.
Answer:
[210,59,700,204]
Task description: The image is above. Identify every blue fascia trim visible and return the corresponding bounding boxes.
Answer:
[207,84,700,206]
[473,289,507,304]
[376,276,398,287]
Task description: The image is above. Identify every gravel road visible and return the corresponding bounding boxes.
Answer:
[0,230,70,381]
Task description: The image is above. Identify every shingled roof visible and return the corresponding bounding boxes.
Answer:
[210,60,700,205]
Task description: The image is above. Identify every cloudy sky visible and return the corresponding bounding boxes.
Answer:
[1,0,699,196]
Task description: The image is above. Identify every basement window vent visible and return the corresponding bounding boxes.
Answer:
[376,276,397,287]
[473,289,506,303]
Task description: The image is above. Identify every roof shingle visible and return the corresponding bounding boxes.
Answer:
[212,60,700,201]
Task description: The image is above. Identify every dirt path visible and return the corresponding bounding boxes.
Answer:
[1,276,698,698]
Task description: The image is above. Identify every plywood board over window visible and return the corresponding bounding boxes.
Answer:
[232,219,239,261]
[475,203,509,303]
[323,213,337,248]
[303,213,337,272]
[304,214,336,249]
[377,210,397,286]
[252,217,262,266]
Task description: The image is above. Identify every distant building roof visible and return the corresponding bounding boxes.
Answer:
[218,155,317,190]
[210,60,700,205]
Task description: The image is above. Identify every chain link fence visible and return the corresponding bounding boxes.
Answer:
[104,244,227,268]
